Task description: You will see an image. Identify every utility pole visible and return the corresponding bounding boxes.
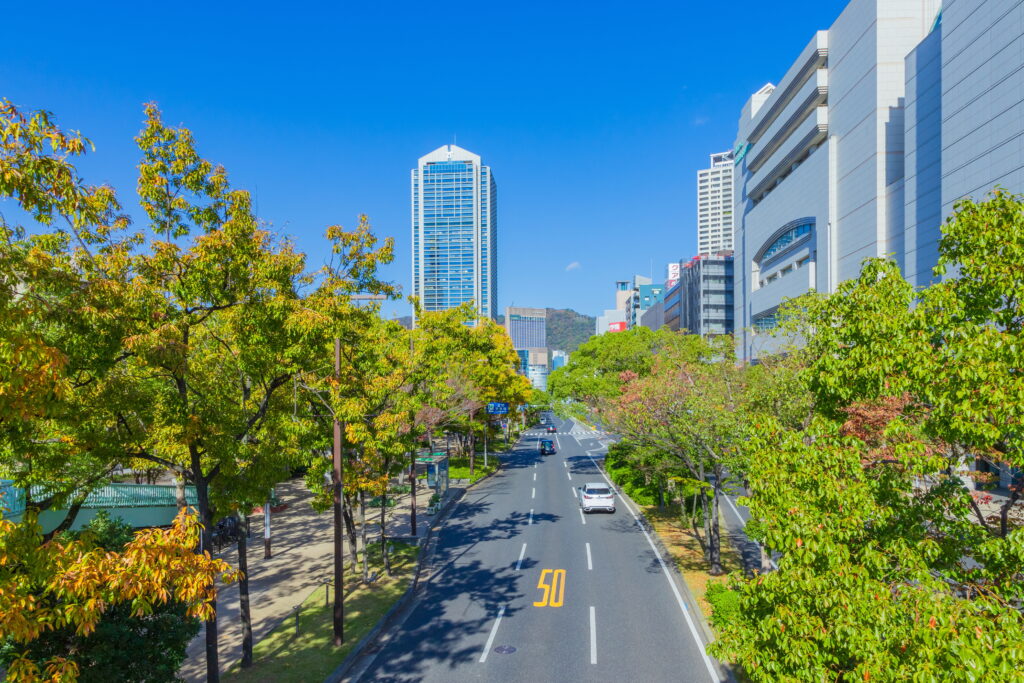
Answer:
[332,337,344,646]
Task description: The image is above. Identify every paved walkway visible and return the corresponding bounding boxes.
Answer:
[177,472,456,681]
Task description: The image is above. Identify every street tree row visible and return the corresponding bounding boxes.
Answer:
[549,191,1024,680]
[0,99,531,682]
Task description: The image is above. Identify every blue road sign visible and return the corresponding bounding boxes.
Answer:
[486,402,509,415]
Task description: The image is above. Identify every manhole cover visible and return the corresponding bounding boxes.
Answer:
[493,645,517,654]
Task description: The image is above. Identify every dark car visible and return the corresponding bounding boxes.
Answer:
[546,425,557,433]
[540,439,555,455]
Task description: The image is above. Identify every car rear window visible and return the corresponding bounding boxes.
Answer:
[586,487,611,495]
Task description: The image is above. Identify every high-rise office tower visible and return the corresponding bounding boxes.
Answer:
[505,307,546,349]
[411,144,497,321]
[697,151,735,254]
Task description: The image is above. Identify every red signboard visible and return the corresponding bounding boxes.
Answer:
[608,322,627,332]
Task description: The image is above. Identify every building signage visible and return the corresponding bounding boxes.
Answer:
[733,141,752,165]
[667,262,681,281]
[608,322,627,333]
[486,402,510,415]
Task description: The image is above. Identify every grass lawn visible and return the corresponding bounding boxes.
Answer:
[642,505,744,623]
[223,542,419,683]
[447,454,500,483]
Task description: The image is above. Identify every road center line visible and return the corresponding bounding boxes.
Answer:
[533,472,537,481]
[515,543,527,571]
[589,606,597,664]
[586,542,593,570]
[563,460,567,468]
[566,470,572,480]
[585,448,720,682]
[531,487,536,499]
[479,605,506,663]
[529,509,534,525]
[579,507,586,525]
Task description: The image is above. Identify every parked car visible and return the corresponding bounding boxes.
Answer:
[578,483,616,513]
[539,439,555,455]
[546,425,557,433]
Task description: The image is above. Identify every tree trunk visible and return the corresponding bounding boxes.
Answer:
[175,474,187,512]
[359,490,369,583]
[343,498,359,570]
[759,544,774,573]
[236,513,253,668]
[409,451,418,537]
[708,486,724,576]
[469,412,476,476]
[380,492,391,577]
[1000,488,1021,538]
[193,468,220,683]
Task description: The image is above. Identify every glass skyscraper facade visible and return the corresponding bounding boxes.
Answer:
[412,145,496,321]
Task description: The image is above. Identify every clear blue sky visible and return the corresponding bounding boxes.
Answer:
[2,0,850,319]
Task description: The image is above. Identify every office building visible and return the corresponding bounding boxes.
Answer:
[732,0,943,361]
[628,282,664,329]
[639,299,665,331]
[663,280,683,332]
[697,151,736,254]
[411,144,496,322]
[505,307,546,349]
[679,252,734,337]
[551,350,569,370]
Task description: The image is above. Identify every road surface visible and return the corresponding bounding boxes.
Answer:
[355,416,720,682]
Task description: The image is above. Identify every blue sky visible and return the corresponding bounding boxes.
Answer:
[2,0,850,319]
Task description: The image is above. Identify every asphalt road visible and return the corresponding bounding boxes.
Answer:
[356,415,721,682]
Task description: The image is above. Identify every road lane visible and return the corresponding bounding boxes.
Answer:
[357,415,718,682]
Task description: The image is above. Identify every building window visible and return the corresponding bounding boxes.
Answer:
[754,219,814,268]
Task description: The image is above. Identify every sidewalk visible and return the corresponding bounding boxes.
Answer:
[177,474,445,682]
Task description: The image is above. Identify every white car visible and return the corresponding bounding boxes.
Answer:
[578,483,616,513]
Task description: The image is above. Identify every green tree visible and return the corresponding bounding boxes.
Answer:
[714,190,1024,680]
[3,512,201,683]
[548,326,678,423]
[607,334,746,574]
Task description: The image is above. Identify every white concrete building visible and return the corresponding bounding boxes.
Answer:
[697,151,735,254]
[732,0,943,362]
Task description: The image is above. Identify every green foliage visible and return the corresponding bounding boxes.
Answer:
[544,308,595,353]
[605,442,660,506]
[2,602,201,683]
[77,511,134,551]
[715,190,1024,680]
[704,582,741,631]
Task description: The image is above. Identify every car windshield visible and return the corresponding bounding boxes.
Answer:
[586,487,611,495]
[541,440,552,446]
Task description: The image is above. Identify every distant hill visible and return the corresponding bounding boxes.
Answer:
[546,308,595,353]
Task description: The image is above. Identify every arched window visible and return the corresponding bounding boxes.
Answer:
[754,219,814,266]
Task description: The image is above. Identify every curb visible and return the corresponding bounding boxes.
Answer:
[324,454,508,683]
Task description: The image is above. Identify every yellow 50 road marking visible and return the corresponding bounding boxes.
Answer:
[533,569,566,607]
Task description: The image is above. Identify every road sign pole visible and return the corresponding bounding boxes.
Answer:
[484,420,488,469]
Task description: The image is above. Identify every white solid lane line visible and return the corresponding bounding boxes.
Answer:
[479,605,507,663]
[586,542,593,570]
[515,543,527,571]
[529,509,534,525]
[589,606,597,665]
[585,448,720,682]
[579,508,586,525]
